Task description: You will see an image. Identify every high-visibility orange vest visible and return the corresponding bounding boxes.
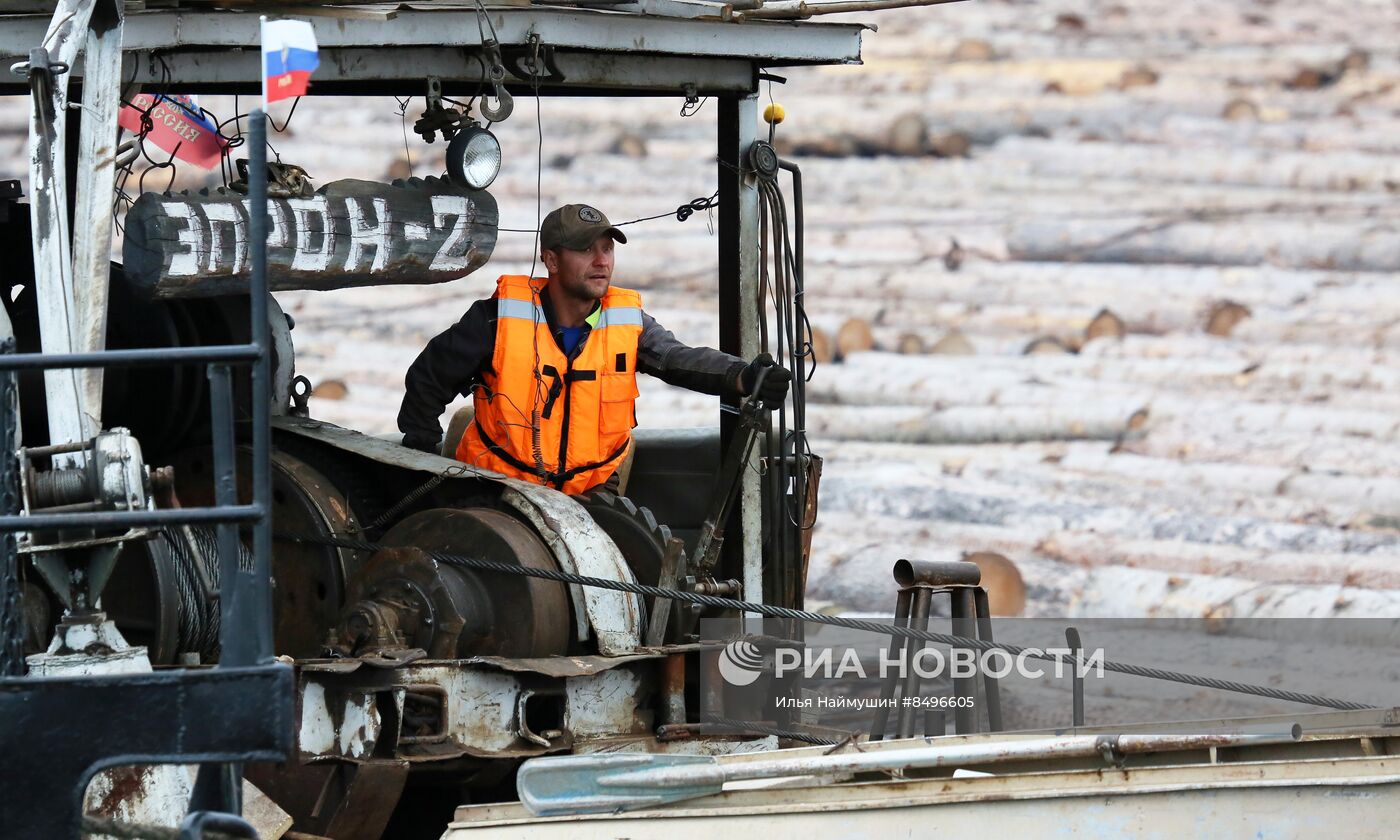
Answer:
[458,275,643,494]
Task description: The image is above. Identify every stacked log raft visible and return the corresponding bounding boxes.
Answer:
[5,0,1394,661]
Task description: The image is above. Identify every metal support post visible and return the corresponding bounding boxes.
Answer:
[950,587,978,735]
[247,109,274,665]
[974,587,1003,732]
[717,94,762,607]
[895,588,933,739]
[868,587,911,741]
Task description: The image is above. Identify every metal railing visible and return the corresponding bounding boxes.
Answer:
[0,109,288,838]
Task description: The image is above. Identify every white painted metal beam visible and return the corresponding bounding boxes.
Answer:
[122,48,756,94]
[0,7,864,73]
[27,0,97,458]
[69,1,122,431]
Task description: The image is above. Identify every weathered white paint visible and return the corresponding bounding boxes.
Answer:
[298,682,336,756]
[69,2,123,434]
[338,693,381,759]
[564,667,644,739]
[344,196,393,272]
[502,481,645,655]
[405,665,523,755]
[202,202,247,274]
[29,0,98,461]
[165,203,205,278]
[288,196,334,272]
[27,621,192,840]
[429,194,472,271]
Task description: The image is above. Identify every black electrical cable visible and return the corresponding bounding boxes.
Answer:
[279,531,1375,712]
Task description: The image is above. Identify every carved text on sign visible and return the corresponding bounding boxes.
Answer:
[122,177,499,298]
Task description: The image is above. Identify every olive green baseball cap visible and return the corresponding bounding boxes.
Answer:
[540,204,628,251]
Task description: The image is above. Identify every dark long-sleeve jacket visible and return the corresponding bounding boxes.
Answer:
[397,292,748,450]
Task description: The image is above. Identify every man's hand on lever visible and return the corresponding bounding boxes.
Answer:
[741,353,793,407]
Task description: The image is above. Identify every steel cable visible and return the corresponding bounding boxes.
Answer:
[281,531,1375,712]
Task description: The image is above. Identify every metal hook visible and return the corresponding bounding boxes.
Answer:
[480,80,513,122]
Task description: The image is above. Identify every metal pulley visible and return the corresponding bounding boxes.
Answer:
[329,507,572,660]
[18,428,153,551]
[748,140,781,182]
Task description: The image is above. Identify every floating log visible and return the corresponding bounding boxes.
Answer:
[928,330,973,355]
[1070,565,1400,621]
[122,177,498,298]
[1204,300,1252,336]
[835,317,875,359]
[1008,219,1400,271]
[1083,308,1126,343]
[310,379,348,400]
[965,550,1026,616]
[1039,532,1400,590]
[807,325,835,364]
[889,332,924,354]
[1024,336,1073,355]
[806,403,1148,445]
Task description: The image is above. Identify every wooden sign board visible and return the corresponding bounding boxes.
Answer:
[122,176,498,298]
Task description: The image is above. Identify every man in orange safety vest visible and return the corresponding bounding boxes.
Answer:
[398,203,791,494]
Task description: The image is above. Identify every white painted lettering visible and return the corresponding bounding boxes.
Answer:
[203,202,247,274]
[164,202,204,277]
[430,195,472,271]
[288,196,333,272]
[344,197,394,272]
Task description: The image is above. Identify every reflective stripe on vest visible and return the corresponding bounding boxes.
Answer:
[457,275,643,494]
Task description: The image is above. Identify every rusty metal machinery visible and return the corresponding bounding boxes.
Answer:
[163,446,366,658]
[4,267,293,462]
[330,507,572,660]
[575,490,675,588]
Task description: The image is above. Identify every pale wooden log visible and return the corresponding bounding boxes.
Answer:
[1040,532,1400,590]
[1024,335,1073,355]
[1117,429,1400,484]
[928,330,974,355]
[987,136,1400,193]
[1084,308,1126,343]
[896,331,929,354]
[1070,565,1400,621]
[1150,113,1400,157]
[1008,218,1400,272]
[808,325,835,364]
[1052,449,1400,515]
[801,261,1337,310]
[836,346,1400,397]
[806,403,1148,445]
[1081,335,1400,381]
[818,470,1400,555]
[1228,319,1400,351]
[1204,300,1252,336]
[834,316,875,359]
[832,351,1250,390]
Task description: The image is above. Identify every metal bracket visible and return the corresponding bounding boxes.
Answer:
[9,47,69,81]
[501,36,565,84]
[289,375,312,418]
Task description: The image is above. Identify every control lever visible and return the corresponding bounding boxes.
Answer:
[689,367,773,582]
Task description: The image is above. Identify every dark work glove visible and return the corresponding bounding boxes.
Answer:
[741,353,792,405]
[402,433,440,454]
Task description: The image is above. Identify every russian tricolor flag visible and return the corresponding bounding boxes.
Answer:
[261,19,319,104]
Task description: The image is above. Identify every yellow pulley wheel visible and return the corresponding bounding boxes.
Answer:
[763,102,786,125]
